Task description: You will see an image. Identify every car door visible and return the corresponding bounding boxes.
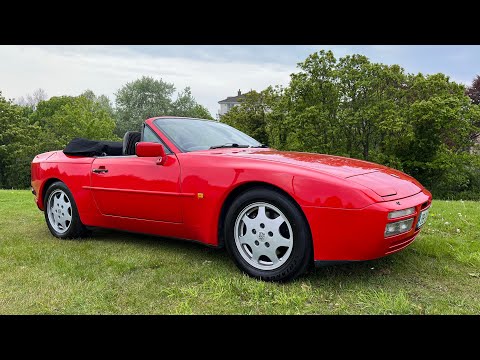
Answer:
[89,154,182,223]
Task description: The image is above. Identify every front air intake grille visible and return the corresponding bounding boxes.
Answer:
[386,233,418,254]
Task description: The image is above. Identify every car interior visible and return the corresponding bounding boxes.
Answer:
[62,123,172,158]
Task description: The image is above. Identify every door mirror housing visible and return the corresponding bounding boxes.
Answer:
[136,142,167,165]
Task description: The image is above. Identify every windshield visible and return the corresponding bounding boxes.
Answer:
[154,118,263,152]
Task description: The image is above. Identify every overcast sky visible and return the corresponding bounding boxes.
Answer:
[1,45,479,117]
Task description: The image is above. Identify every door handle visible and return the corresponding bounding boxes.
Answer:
[92,168,108,174]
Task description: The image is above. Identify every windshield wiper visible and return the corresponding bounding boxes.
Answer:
[249,144,269,148]
[209,143,250,149]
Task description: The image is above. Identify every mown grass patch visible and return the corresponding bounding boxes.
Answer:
[0,190,478,314]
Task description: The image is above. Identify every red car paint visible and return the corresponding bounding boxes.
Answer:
[31,117,432,262]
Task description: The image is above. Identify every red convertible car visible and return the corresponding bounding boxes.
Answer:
[31,117,432,281]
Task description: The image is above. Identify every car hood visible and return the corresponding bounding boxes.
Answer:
[220,149,423,199]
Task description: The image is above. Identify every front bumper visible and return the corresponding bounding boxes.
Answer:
[302,190,432,262]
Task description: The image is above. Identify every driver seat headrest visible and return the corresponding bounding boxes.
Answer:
[123,131,141,155]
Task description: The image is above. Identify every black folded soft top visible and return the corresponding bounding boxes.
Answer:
[63,138,123,157]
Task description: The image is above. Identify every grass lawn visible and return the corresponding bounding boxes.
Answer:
[0,190,479,314]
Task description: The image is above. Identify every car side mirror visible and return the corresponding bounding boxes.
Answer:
[136,142,167,165]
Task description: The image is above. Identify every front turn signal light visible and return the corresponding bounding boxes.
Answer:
[388,207,415,219]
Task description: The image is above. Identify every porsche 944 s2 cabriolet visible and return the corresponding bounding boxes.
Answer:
[31,117,431,281]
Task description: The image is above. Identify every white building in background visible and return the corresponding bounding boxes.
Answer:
[217,89,246,118]
[472,134,480,154]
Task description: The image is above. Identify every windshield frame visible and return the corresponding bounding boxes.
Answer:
[153,117,262,153]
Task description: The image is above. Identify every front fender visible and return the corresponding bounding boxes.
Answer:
[293,174,381,209]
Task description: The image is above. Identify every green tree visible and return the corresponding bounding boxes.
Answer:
[115,76,175,136]
[80,90,115,117]
[30,95,77,127]
[399,74,480,190]
[41,96,118,150]
[0,92,43,188]
[336,56,407,162]
[114,76,213,136]
[281,50,340,153]
[172,87,213,120]
[262,86,289,149]
[1,92,119,189]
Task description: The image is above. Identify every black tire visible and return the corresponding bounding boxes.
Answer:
[224,187,312,282]
[43,181,88,239]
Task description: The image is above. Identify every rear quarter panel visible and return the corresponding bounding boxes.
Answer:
[31,151,101,225]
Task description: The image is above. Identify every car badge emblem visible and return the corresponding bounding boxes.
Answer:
[258,232,265,241]
[396,201,401,205]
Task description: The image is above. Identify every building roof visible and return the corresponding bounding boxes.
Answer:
[218,89,246,104]
[218,95,245,104]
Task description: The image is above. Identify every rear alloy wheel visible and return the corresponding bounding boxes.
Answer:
[225,188,312,282]
[47,189,73,234]
[44,181,88,239]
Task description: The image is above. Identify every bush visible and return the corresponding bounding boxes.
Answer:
[427,150,480,200]
[0,92,118,189]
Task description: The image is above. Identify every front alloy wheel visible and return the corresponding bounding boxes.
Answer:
[234,202,293,271]
[225,187,312,282]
